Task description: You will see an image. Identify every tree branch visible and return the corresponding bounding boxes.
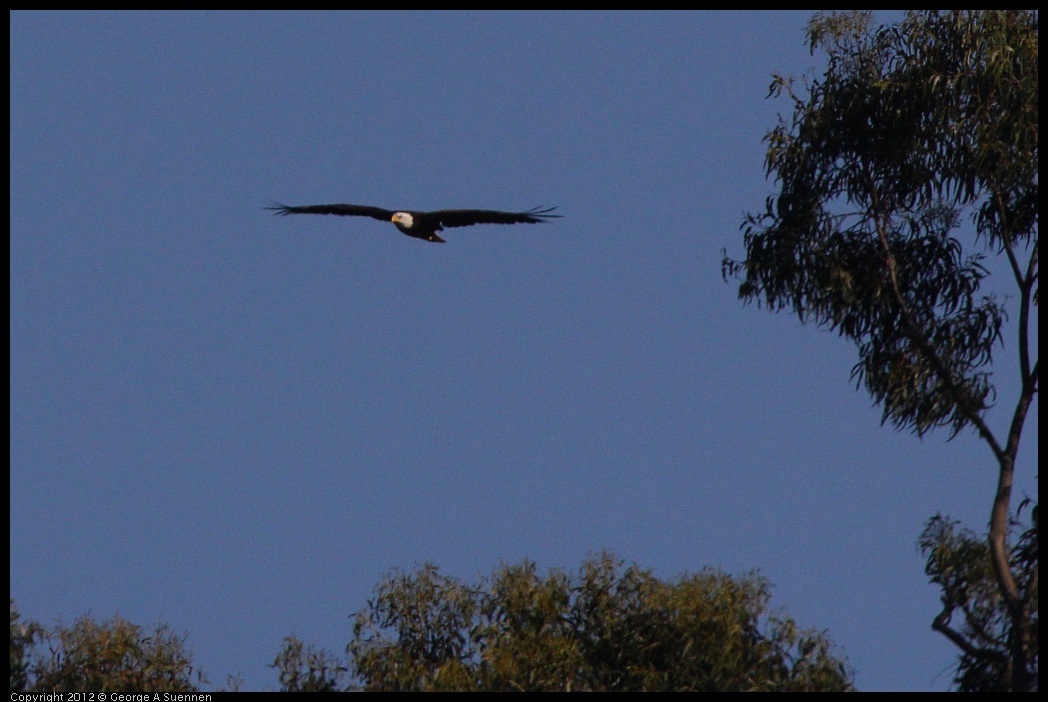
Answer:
[932,603,1008,664]
[864,172,1030,689]
[864,172,1006,460]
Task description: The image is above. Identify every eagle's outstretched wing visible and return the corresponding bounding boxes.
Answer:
[424,206,561,229]
[265,202,396,221]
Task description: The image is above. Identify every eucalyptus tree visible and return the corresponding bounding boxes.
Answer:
[276,553,854,692]
[10,603,203,693]
[724,11,1037,690]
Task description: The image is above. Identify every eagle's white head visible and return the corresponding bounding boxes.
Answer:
[391,212,414,229]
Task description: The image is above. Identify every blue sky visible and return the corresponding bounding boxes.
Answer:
[10,11,1037,691]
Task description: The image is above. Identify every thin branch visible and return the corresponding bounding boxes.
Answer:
[992,188,1025,290]
[1017,239,1038,387]
[864,172,1005,460]
[932,604,1008,664]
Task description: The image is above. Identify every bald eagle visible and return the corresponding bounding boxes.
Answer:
[266,202,561,243]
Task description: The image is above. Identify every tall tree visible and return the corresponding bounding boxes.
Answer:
[723,10,1037,691]
[331,553,853,692]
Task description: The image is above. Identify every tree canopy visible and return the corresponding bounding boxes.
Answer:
[278,553,853,692]
[10,601,203,693]
[724,10,1037,691]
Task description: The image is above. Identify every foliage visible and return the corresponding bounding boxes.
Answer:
[10,603,203,693]
[344,553,853,691]
[919,503,1038,691]
[272,635,350,692]
[10,600,41,692]
[723,10,1037,690]
[725,9,1036,438]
